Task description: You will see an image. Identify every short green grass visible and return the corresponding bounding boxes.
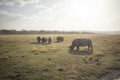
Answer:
[0,34,120,80]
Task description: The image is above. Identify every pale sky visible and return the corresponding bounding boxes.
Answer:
[0,0,120,31]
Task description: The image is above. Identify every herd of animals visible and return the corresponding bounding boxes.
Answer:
[37,36,64,44]
[36,36,93,52]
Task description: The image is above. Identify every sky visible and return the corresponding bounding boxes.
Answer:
[0,0,120,31]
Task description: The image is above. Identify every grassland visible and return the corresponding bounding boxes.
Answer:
[0,34,120,80]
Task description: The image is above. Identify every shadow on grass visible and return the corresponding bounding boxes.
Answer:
[69,49,93,55]
[53,41,63,43]
[30,42,38,44]
[30,42,50,45]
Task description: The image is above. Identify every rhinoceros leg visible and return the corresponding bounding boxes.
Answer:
[88,44,90,51]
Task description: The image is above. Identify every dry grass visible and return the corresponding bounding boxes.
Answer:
[0,34,120,80]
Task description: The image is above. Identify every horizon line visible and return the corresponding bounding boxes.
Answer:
[0,29,120,32]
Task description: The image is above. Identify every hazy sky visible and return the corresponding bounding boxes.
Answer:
[0,0,120,31]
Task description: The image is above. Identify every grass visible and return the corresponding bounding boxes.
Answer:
[0,34,120,80]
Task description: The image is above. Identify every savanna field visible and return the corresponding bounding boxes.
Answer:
[0,34,120,80]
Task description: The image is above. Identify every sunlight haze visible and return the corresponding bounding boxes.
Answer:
[0,0,120,31]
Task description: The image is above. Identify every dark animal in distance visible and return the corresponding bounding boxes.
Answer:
[42,37,47,44]
[37,36,42,43]
[37,36,52,44]
[56,36,64,42]
[48,37,52,44]
[69,38,93,51]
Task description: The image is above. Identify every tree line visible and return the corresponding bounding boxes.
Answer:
[0,29,95,35]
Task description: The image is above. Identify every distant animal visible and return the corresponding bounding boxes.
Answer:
[56,36,64,42]
[42,37,47,44]
[69,39,93,51]
[37,36,42,43]
[48,37,52,44]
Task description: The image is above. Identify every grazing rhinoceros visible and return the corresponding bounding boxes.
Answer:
[69,39,93,51]
[56,36,64,42]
